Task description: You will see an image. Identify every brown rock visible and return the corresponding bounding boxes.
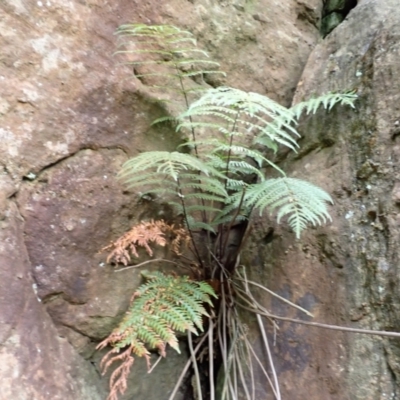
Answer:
[0,0,328,398]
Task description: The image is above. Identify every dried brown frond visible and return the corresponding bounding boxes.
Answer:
[98,344,149,400]
[159,223,191,256]
[101,220,191,265]
[97,271,216,400]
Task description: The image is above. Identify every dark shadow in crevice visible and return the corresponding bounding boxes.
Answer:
[321,0,358,37]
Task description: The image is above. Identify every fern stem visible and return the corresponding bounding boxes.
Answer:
[218,269,228,370]
[223,112,239,190]
[188,331,203,400]
[237,320,256,400]
[230,318,238,397]
[148,355,163,373]
[176,69,212,256]
[217,112,239,267]
[256,314,281,400]
[114,258,183,273]
[238,268,281,398]
[177,72,199,158]
[233,285,278,328]
[238,305,400,338]
[235,276,313,317]
[220,188,247,271]
[176,177,204,269]
[234,340,252,400]
[221,307,238,400]
[243,334,278,399]
[208,314,215,400]
[168,332,209,400]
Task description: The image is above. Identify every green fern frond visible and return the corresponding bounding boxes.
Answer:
[211,143,266,166]
[252,134,279,152]
[182,87,294,120]
[114,23,225,96]
[178,173,228,194]
[177,87,300,154]
[151,115,176,125]
[290,92,357,119]
[171,202,223,216]
[102,270,216,361]
[223,160,264,179]
[179,179,228,197]
[177,121,236,136]
[181,138,272,172]
[177,88,357,161]
[118,151,222,183]
[182,193,227,203]
[184,216,216,233]
[161,291,207,330]
[237,177,333,238]
[115,23,194,41]
[255,120,300,151]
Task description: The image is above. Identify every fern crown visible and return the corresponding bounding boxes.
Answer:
[119,85,355,236]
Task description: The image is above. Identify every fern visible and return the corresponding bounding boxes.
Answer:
[290,91,357,118]
[97,271,217,400]
[118,151,230,232]
[114,24,225,99]
[100,22,359,400]
[228,177,333,238]
[177,87,300,153]
[113,85,356,240]
[178,87,357,157]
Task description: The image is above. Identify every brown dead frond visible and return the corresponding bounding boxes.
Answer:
[159,223,191,256]
[97,344,150,400]
[101,220,191,265]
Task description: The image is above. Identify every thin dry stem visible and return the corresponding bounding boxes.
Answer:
[168,332,209,400]
[208,315,215,400]
[188,331,203,400]
[244,336,278,399]
[114,258,182,272]
[256,314,281,400]
[235,275,313,317]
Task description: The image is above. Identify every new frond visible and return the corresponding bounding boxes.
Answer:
[238,177,333,238]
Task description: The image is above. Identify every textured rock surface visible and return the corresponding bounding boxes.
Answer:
[0,203,105,400]
[0,0,322,398]
[245,0,400,399]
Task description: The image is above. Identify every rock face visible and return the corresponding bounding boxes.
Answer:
[0,0,322,399]
[246,0,400,398]
[3,0,399,399]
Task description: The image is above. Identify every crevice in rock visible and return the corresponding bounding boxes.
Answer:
[23,145,129,183]
[41,292,64,305]
[321,0,358,37]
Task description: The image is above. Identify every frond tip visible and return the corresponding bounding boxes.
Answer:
[290,91,357,118]
[114,23,225,95]
[240,177,333,238]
